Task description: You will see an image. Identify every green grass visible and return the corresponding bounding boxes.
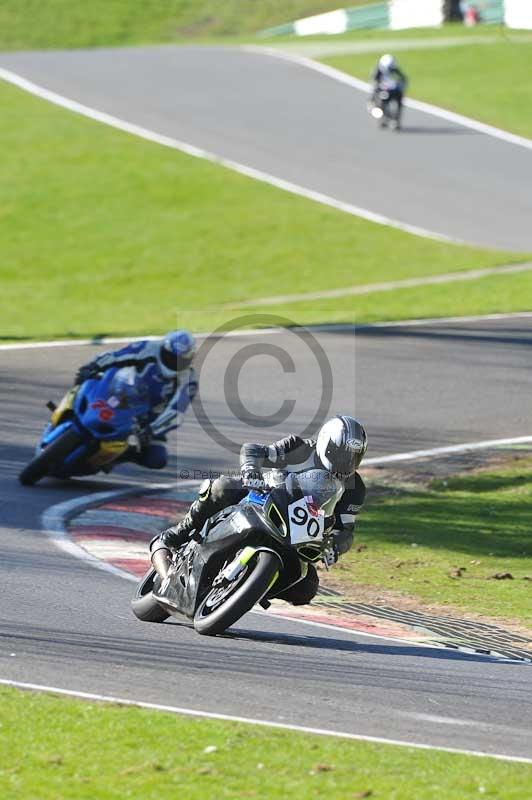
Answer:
[1,687,531,799]
[0,0,373,50]
[1,80,527,341]
[336,459,532,627]
[222,269,532,329]
[323,40,532,139]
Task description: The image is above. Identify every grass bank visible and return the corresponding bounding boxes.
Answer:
[335,459,532,629]
[323,40,532,140]
[1,687,531,799]
[1,80,526,341]
[0,0,373,50]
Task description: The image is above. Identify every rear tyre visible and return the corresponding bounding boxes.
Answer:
[131,568,170,623]
[19,428,82,486]
[193,550,280,637]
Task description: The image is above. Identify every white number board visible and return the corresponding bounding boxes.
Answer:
[287,496,325,544]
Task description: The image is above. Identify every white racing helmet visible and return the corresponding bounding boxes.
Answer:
[316,415,367,479]
[379,53,396,71]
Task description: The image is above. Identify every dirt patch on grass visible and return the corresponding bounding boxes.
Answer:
[318,569,532,644]
[321,450,532,643]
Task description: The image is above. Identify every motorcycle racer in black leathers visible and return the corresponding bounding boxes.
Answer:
[150,415,367,606]
[371,54,408,128]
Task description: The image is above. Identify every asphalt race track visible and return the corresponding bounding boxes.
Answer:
[2,319,532,760]
[1,45,532,249]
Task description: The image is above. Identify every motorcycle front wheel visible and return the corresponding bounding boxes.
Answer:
[193,550,280,636]
[19,428,82,486]
[131,568,171,623]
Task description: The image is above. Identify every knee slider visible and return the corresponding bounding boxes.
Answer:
[198,479,212,501]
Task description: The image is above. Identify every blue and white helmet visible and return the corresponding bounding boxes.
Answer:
[159,330,195,377]
[316,415,367,479]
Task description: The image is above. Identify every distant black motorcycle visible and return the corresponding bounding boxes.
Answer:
[369,78,403,131]
[131,469,342,636]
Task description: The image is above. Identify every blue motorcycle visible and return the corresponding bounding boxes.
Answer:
[19,367,151,485]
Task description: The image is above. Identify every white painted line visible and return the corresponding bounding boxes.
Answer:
[246,46,532,153]
[40,482,195,583]
[223,262,532,309]
[273,33,532,59]
[358,311,532,329]
[403,712,489,729]
[1,679,530,764]
[42,489,145,582]
[0,65,459,244]
[365,435,532,466]
[1,312,532,352]
[0,328,291,352]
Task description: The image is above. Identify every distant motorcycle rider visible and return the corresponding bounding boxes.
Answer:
[74,331,197,470]
[150,415,367,605]
[371,54,408,126]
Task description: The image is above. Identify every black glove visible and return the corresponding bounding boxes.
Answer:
[241,467,265,491]
[137,426,153,451]
[74,365,97,385]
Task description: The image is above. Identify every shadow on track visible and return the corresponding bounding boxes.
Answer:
[223,625,506,664]
[400,126,478,136]
[0,620,505,670]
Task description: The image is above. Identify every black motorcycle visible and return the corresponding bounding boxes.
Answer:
[131,469,342,636]
[369,78,403,130]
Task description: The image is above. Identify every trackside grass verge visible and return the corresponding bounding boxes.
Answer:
[331,459,532,630]
[1,687,531,800]
[322,41,532,140]
[1,80,527,341]
[0,0,372,50]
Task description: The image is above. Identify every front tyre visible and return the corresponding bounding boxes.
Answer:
[19,428,82,486]
[131,568,171,623]
[193,551,280,637]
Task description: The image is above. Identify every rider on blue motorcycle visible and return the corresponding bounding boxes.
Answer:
[75,331,197,470]
[150,415,367,605]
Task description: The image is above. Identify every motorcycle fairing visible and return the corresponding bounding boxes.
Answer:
[37,367,149,477]
[155,505,279,619]
[50,387,77,427]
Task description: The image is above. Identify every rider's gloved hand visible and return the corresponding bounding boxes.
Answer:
[74,365,97,385]
[137,425,153,451]
[241,468,265,491]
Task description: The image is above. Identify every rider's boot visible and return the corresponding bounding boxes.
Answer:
[159,480,215,550]
[150,538,172,579]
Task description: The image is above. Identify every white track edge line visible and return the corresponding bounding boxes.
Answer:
[0,65,455,244]
[245,45,532,152]
[1,679,530,764]
[365,435,532,465]
[222,262,532,309]
[2,311,532,351]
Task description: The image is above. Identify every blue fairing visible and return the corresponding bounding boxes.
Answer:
[244,490,267,506]
[42,419,81,446]
[38,366,151,477]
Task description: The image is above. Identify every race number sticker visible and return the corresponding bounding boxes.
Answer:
[287,496,325,543]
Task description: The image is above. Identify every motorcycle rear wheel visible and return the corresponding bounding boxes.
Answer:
[131,568,171,623]
[193,550,280,636]
[19,428,82,486]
